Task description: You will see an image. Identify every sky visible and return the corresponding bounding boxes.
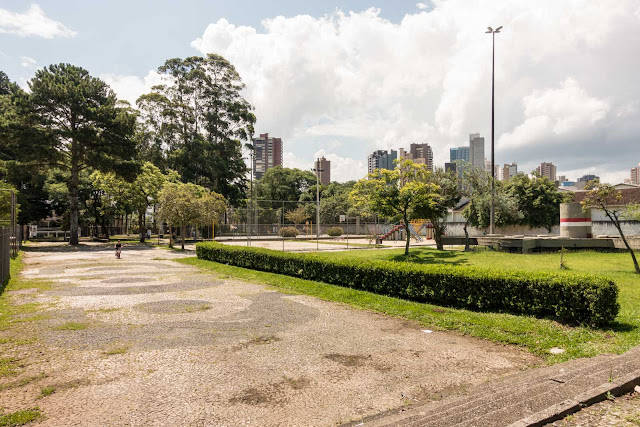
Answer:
[1,0,639,183]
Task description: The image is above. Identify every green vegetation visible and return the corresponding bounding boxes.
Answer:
[326,227,344,237]
[39,386,56,398]
[53,322,89,331]
[0,253,47,333]
[181,245,640,362]
[279,227,299,237]
[196,243,618,326]
[103,346,128,356]
[0,408,42,426]
[0,373,47,392]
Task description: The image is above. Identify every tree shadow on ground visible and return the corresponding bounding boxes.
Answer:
[389,249,468,266]
[21,243,159,253]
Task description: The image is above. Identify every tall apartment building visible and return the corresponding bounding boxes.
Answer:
[449,146,470,163]
[502,163,518,181]
[367,150,397,174]
[536,162,557,182]
[485,159,501,180]
[315,157,331,185]
[469,133,485,169]
[399,143,434,171]
[577,174,599,183]
[631,164,640,185]
[252,133,283,180]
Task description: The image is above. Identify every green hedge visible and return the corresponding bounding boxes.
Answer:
[196,242,619,326]
[327,227,344,237]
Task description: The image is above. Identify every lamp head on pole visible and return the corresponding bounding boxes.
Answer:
[486,25,503,34]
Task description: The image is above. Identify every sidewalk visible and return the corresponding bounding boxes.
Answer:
[344,346,640,426]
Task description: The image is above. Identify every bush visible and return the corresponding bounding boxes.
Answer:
[279,227,299,237]
[327,227,344,237]
[196,242,619,326]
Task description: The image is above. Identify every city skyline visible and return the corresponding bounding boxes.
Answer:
[2,1,639,183]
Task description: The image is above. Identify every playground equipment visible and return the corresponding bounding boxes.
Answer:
[378,223,425,242]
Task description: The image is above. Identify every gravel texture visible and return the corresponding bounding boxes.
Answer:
[0,242,540,426]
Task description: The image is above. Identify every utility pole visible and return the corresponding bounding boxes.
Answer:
[486,25,502,235]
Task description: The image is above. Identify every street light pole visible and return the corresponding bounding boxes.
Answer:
[312,158,323,251]
[486,25,502,235]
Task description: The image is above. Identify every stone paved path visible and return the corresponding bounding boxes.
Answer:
[0,243,540,426]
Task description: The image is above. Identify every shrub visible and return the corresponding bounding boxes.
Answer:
[279,227,299,237]
[196,242,619,326]
[327,227,344,237]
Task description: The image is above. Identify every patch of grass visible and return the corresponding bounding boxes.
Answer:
[0,408,42,426]
[177,248,640,363]
[0,373,47,391]
[37,379,88,399]
[85,307,120,314]
[53,322,88,331]
[0,254,47,332]
[0,357,21,377]
[39,385,56,398]
[103,346,128,356]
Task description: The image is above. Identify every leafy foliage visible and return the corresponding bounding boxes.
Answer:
[279,226,299,237]
[581,180,640,273]
[158,182,226,249]
[137,55,255,205]
[5,64,138,244]
[197,242,619,326]
[350,160,440,255]
[504,174,570,232]
[326,227,344,237]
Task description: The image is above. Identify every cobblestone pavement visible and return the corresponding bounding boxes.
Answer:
[550,391,640,426]
[1,242,540,426]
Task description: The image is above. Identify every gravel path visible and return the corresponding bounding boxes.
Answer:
[0,242,540,426]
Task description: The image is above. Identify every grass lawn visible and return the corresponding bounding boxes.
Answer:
[180,246,640,363]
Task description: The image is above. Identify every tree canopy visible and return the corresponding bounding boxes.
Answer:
[138,54,256,206]
[158,182,226,249]
[582,180,639,273]
[350,160,439,255]
[4,64,138,244]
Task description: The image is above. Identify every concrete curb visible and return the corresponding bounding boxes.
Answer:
[509,369,640,427]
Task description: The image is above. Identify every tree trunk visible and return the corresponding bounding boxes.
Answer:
[612,218,640,273]
[69,163,79,245]
[139,210,146,243]
[181,223,186,250]
[168,223,173,248]
[403,214,410,256]
[432,218,444,251]
[463,220,470,252]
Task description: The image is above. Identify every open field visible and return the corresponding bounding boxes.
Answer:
[0,243,538,426]
[187,245,640,362]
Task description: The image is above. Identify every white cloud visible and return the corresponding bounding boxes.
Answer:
[416,3,429,10]
[0,5,76,38]
[188,0,640,182]
[499,78,610,148]
[107,1,640,182]
[20,56,36,68]
[100,71,162,104]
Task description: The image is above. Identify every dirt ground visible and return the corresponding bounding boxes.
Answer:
[550,390,640,427]
[0,242,540,426]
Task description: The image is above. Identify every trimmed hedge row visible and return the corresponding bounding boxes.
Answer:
[196,242,619,326]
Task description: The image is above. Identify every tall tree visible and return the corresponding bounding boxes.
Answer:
[350,160,439,256]
[7,64,138,244]
[582,181,639,274]
[461,169,523,250]
[158,182,226,250]
[138,55,255,205]
[505,174,569,232]
[416,168,462,251]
